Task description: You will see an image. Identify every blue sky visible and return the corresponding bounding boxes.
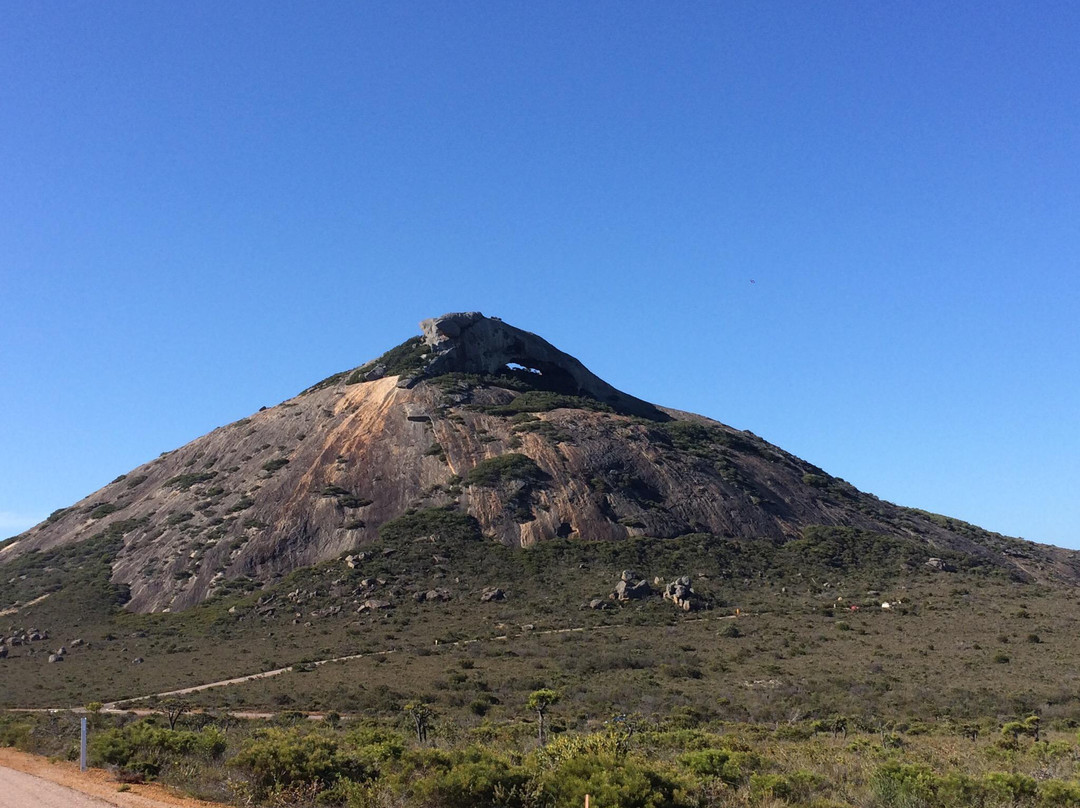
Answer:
[2,2,1078,548]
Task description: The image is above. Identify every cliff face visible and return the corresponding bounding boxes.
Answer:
[4,313,1077,613]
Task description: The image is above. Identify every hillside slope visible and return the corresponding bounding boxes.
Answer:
[3,312,1077,615]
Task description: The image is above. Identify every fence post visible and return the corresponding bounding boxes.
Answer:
[80,717,87,771]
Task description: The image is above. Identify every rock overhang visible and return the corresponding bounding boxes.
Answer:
[414,312,669,420]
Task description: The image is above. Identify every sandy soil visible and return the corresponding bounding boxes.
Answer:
[0,748,227,808]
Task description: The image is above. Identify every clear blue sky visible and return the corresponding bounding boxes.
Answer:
[2,2,1078,549]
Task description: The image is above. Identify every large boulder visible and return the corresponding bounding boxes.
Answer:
[662,575,703,611]
[613,576,653,601]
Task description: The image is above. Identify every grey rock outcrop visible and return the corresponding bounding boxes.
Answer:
[662,576,703,611]
[613,572,653,601]
[358,599,392,612]
[415,313,666,420]
[926,557,957,572]
[414,588,452,603]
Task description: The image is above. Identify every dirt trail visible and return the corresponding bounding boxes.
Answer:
[0,592,51,617]
[104,612,744,708]
[0,748,227,808]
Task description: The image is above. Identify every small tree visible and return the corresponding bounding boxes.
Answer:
[527,689,561,746]
[405,701,432,745]
[160,698,190,730]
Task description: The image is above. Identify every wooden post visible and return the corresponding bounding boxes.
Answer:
[585,794,590,808]
[80,717,87,771]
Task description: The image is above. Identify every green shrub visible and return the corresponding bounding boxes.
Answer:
[89,503,122,519]
[163,472,217,491]
[678,748,759,786]
[227,495,255,513]
[261,458,290,474]
[90,722,226,778]
[749,770,828,803]
[480,390,612,416]
[464,454,548,488]
[410,746,530,808]
[534,751,691,808]
[346,337,429,383]
[869,762,937,808]
[230,728,372,801]
[321,486,372,509]
[378,507,482,544]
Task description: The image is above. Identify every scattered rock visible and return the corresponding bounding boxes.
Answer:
[414,588,452,603]
[357,599,392,612]
[48,653,63,663]
[70,638,84,647]
[613,577,652,601]
[662,575,703,611]
[132,657,144,664]
[925,557,957,572]
[588,598,609,610]
[363,363,387,382]
[480,587,506,603]
[0,645,7,659]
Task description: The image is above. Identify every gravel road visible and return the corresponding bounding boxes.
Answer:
[0,750,222,808]
[0,766,115,807]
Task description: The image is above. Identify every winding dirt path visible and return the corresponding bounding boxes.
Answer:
[104,612,744,708]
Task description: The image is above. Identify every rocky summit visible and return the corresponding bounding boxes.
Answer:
[3,312,1077,613]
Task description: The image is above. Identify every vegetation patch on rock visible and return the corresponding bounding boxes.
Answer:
[378,507,482,544]
[464,454,548,488]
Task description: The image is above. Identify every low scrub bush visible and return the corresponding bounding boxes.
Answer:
[378,507,482,544]
[464,454,548,488]
[230,727,373,802]
[90,722,226,779]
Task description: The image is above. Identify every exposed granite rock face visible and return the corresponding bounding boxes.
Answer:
[415,312,666,420]
[5,312,1080,614]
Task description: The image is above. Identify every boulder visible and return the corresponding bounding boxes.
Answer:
[358,599,392,612]
[662,576,703,611]
[48,653,63,663]
[614,578,653,601]
[925,557,957,572]
[480,587,506,603]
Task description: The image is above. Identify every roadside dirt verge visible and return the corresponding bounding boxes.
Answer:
[0,747,228,808]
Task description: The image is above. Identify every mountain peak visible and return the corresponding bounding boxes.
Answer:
[400,312,664,420]
[5,314,1078,615]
